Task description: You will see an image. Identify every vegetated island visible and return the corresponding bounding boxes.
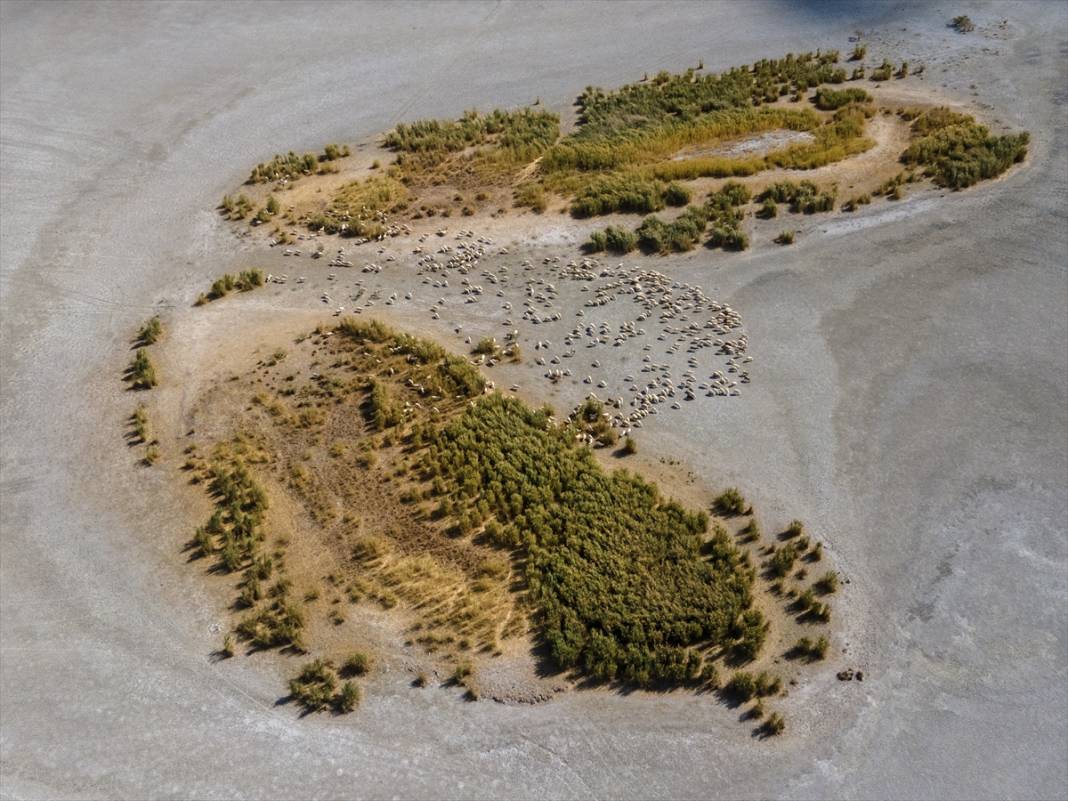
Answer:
[219,47,1027,255]
[163,318,835,734]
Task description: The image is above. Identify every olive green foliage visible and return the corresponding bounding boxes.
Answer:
[791,634,829,661]
[136,316,162,346]
[336,680,361,712]
[622,436,638,455]
[725,669,781,701]
[950,15,975,33]
[768,542,799,578]
[569,52,843,142]
[585,225,639,254]
[849,44,867,61]
[308,175,406,237]
[570,174,670,217]
[774,230,795,245]
[248,151,320,184]
[336,317,485,399]
[288,659,337,712]
[472,337,500,356]
[205,270,265,302]
[813,87,870,110]
[385,108,559,164]
[320,143,350,161]
[730,608,769,662]
[870,61,894,82]
[814,571,839,594]
[758,180,835,213]
[901,108,1029,189]
[423,393,752,685]
[568,396,618,447]
[514,183,549,212]
[761,712,786,736]
[342,651,371,677]
[715,487,747,516]
[127,348,157,389]
[636,206,712,253]
[367,379,402,430]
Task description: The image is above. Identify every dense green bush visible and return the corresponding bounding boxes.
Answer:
[585,225,638,254]
[901,109,1028,189]
[715,487,747,515]
[288,659,337,712]
[813,87,870,110]
[424,393,752,685]
[570,174,668,217]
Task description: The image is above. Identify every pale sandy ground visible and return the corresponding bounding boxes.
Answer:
[2,2,1066,799]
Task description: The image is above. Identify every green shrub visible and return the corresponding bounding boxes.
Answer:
[813,87,870,110]
[127,349,157,389]
[715,487,747,515]
[901,110,1028,189]
[849,45,867,61]
[774,230,795,245]
[342,651,372,677]
[335,681,361,712]
[426,394,749,686]
[950,15,974,33]
[136,316,162,345]
[730,608,768,662]
[622,436,638,455]
[762,712,785,736]
[870,61,893,82]
[768,543,799,578]
[288,659,337,712]
[570,174,667,217]
[664,182,691,206]
[725,671,757,700]
[815,571,839,594]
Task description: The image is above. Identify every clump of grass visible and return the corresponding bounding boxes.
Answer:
[248,151,319,184]
[135,316,162,346]
[761,712,786,736]
[341,651,372,677]
[725,670,780,701]
[472,337,500,356]
[812,87,870,110]
[774,230,795,245]
[221,633,235,658]
[143,444,160,466]
[622,436,638,455]
[335,680,361,712]
[759,180,835,213]
[870,60,894,82]
[730,608,768,662]
[514,183,549,212]
[814,571,839,594]
[790,634,829,661]
[585,225,638,254]
[784,519,805,538]
[715,487,747,516]
[849,44,867,61]
[288,659,337,712]
[950,15,975,33]
[768,543,799,579]
[127,349,157,389]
